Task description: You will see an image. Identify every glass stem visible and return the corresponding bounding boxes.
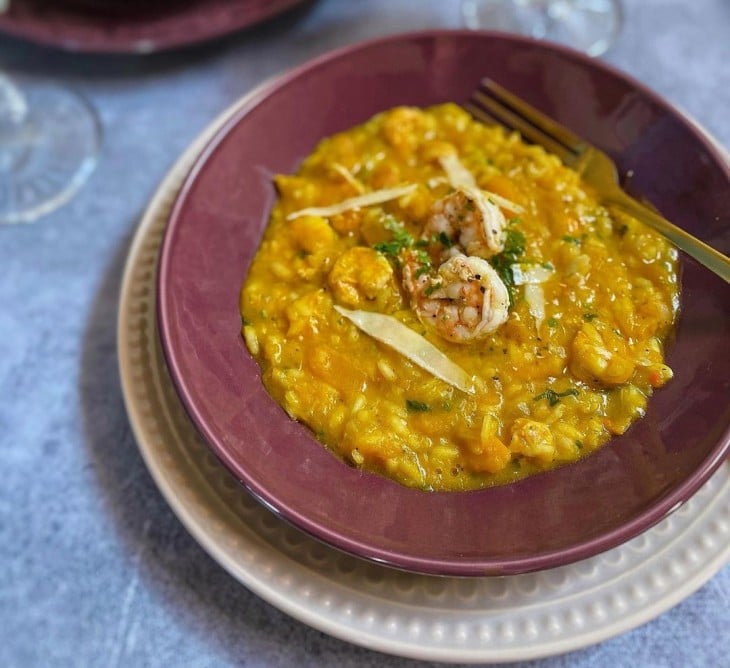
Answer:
[524,0,552,39]
[0,74,30,172]
[0,73,28,125]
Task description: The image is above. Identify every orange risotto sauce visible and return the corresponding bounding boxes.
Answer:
[240,104,679,491]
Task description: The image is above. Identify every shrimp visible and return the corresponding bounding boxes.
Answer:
[423,186,507,262]
[402,252,509,343]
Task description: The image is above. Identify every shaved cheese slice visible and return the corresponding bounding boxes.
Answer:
[482,189,525,215]
[330,162,365,194]
[438,153,477,189]
[524,283,546,329]
[438,153,525,215]
[286,184,417,221]
[333,306,475,394]
[511,263,554,285]
[426,176,450,189]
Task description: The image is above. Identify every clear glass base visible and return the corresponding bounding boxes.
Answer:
[462,0,623,57]
[0,77,101,224]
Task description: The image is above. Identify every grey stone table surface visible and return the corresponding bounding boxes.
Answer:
[1,0,728,666]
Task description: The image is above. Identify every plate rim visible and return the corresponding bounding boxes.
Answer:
[0,0,308,54]
[156,29,730,576]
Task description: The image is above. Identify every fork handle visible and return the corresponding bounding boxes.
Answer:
[607,191,730,283]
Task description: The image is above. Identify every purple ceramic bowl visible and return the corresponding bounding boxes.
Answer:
[158,30,730,576]
[0,0,308,53]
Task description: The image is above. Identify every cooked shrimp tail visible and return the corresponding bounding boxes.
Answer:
[424,186,507,262]
[402,252,509,343]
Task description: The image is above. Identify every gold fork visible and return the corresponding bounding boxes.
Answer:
[465,79,730,283]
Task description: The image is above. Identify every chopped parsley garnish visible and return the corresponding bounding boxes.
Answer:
[508,217,522,226]
[488,228,526,306]
[406,399,430,412]
[562,235,581,245]
[424,281,442,297]
[372,218,414,258]
[575,440,584,450]
[436,231,454,248]
[503,228,526,259]
[415,265,431,279]
[373,220,434,279]
[547,317,558,328]
[373,239,407,257]
[374,238,411,257]
[411,249,433,278]
[415,249,431,266]
[583,313,598,322]
[534,388,579,406]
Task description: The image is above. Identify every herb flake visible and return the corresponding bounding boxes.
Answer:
[488,228,526,306]
[436,231,454,248]
[406,399,430,412]
[534,388,579,406]
[373,218,414,258]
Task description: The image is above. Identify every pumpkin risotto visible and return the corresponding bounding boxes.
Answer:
[240,104,679,491]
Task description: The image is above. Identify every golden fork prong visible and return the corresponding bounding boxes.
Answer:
[466,93,577,166]
[479,78,588,155]
[466,79,730,283]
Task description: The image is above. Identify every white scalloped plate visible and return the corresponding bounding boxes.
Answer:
[117,83,730,664]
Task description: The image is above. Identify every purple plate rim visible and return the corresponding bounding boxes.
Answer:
[0,0,308,54]
[157,29,730,576]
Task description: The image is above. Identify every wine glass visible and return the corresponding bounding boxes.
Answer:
[0,74,101,224]
[462,0,623,57]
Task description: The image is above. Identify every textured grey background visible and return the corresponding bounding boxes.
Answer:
[1,0,728,666]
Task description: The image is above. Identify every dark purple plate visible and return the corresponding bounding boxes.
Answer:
[0,0,307,53]
[158,30,730,576]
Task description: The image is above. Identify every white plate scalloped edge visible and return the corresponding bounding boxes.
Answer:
[117,78,729,664]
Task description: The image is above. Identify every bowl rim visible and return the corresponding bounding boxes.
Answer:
[157,28,730,576]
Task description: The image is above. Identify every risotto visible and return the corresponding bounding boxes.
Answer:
[240,104,679,491]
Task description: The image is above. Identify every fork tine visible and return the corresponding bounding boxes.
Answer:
[467,91,578,166]
[481,78,588,154]
[482,78,586,153]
